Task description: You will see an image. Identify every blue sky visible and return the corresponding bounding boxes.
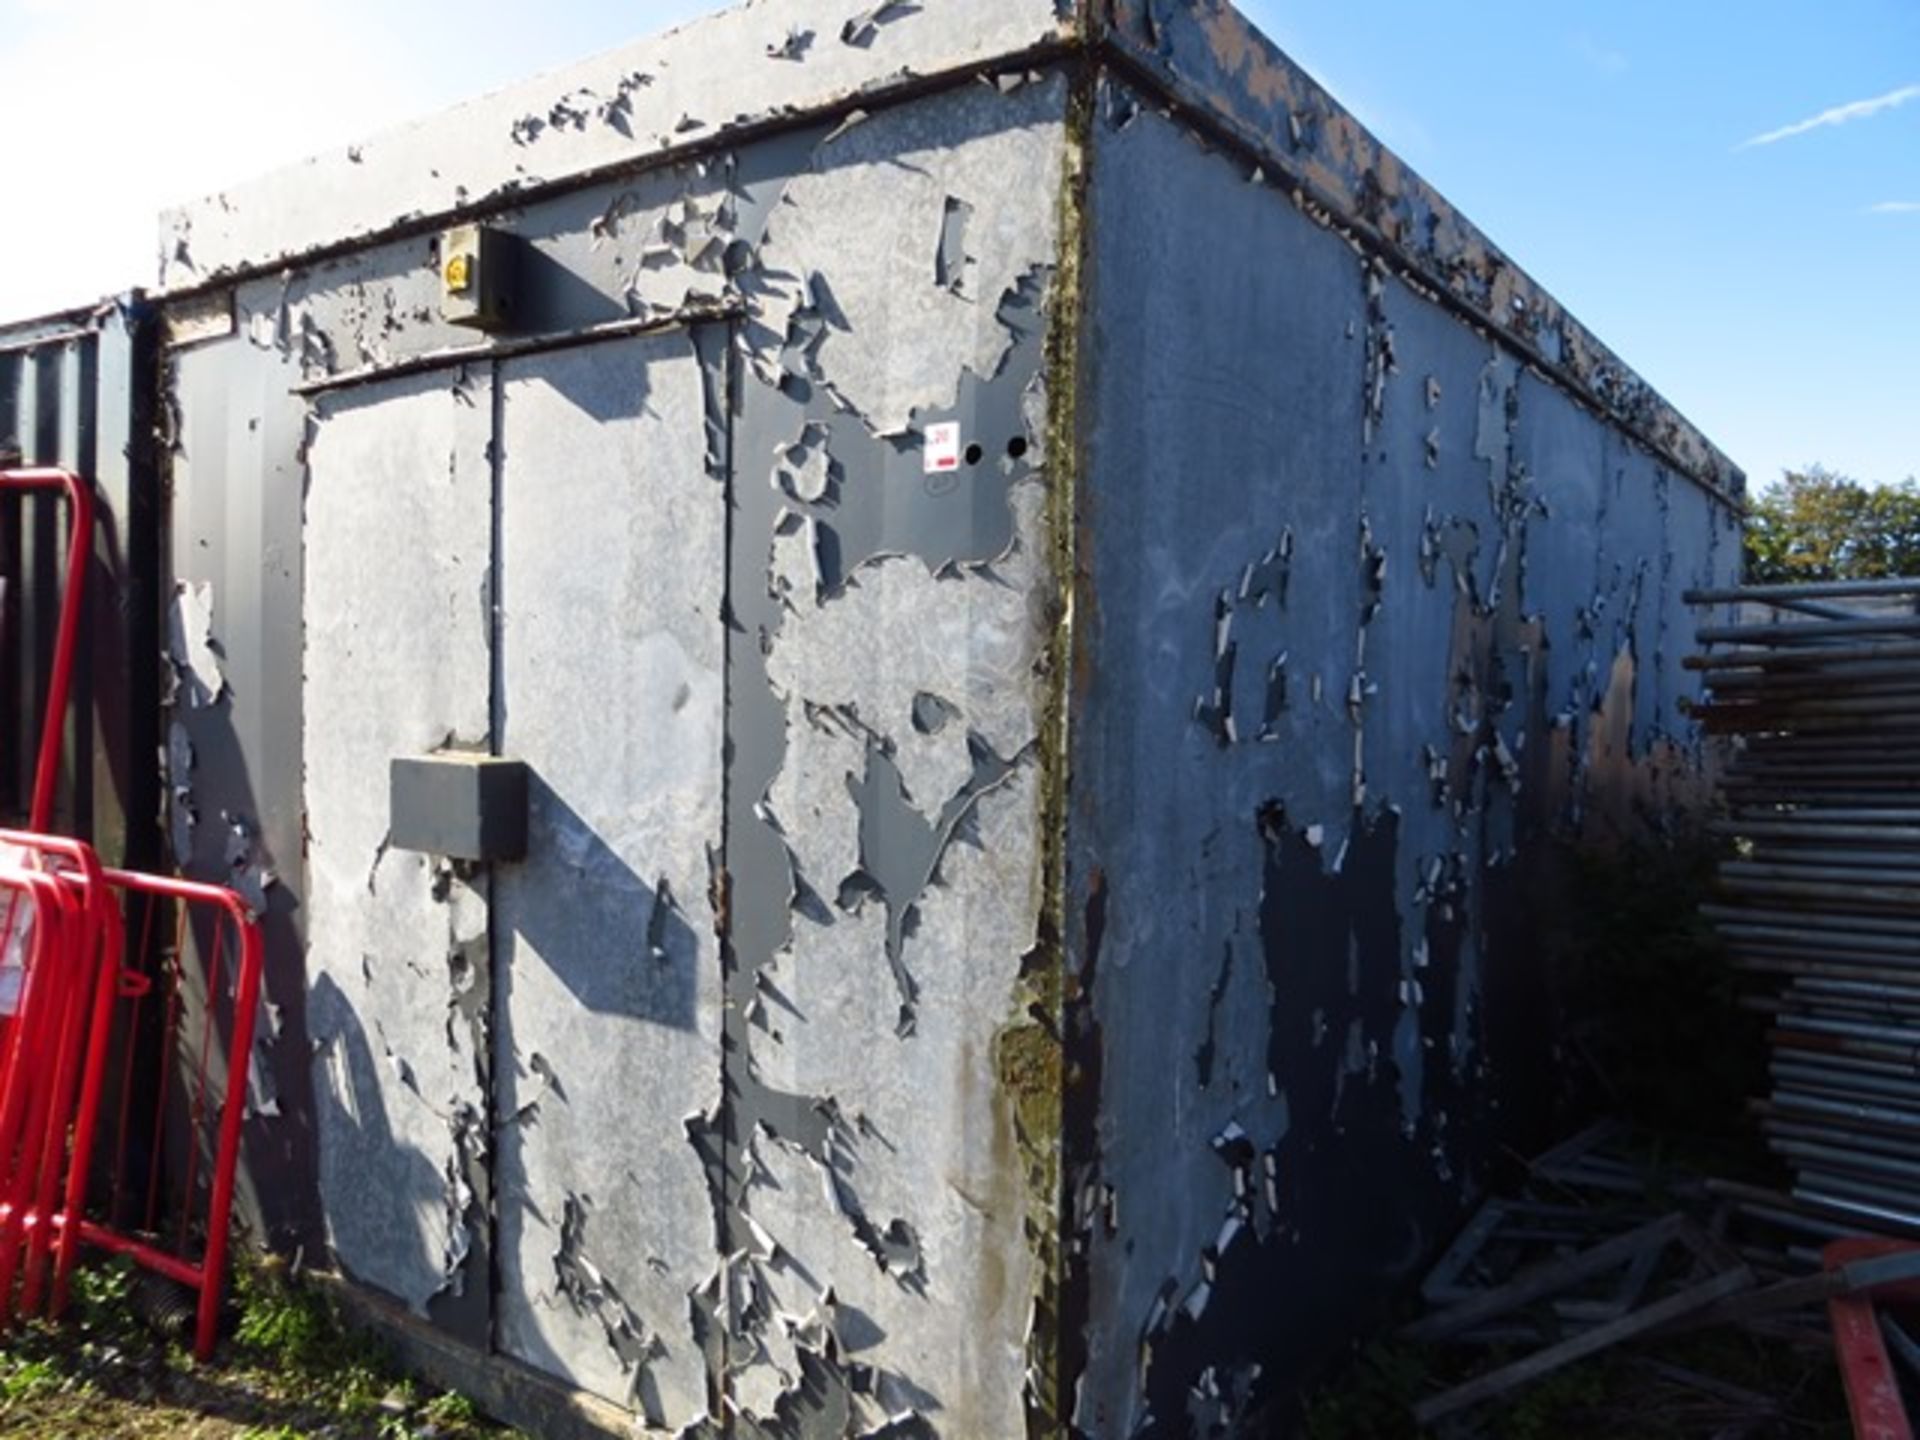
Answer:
[2,0,1912,489]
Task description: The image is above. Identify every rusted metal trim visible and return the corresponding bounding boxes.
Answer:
[287,301,743,397]
[1046,56,1101,1440]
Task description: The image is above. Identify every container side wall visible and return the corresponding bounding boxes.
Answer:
[719,75,1067,1437]
[1066,83,1740,1434]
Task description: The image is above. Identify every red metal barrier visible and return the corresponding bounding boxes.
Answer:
[0,467,96,1171]
[0,864,81,1325]
[0,833,260,1359]
[69,866,261,1359]
[0,467,256,1360]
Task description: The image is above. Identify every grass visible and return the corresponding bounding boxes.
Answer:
[0,1255,522,1438]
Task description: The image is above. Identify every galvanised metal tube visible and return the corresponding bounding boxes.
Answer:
[1774,1077,1920,1112]
[1764,1071,1920,1109]
[1706,664,1920,691]
[1687,579,1920,605]
[1741,847,1920,871]
[1797,978,1920,1007]
[1696,616,1920,646]
[1792,1188,1920,1236]
[1793,1167,1920,1211]
[1689,640,1920,671]
[1728,756,1920,779]
[1776,1060,1920,1089]
[1698,695,1920,720]
[1773,1032,1920,1070]
[1726,790,1920,809]
[1758,1094,1920,1135]
[1778,1148,1920,1194]
[1771,1011,1920,1048]
[1741,961,1920,991]
[1712,1178,1920,1238]
[1764,1120,1920,1163]
[1732,1201,1856,1241]
[1705,903,1920,936]
[1766,997,1920,1029]
[1709,717,1920,737]
[1718,876,1920,911]
[1725,930,1920,959]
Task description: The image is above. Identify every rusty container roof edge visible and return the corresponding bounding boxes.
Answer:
[156,0,1739,497]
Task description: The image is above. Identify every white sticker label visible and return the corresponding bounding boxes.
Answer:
[924,421,962,474]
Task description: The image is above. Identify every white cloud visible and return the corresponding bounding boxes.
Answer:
[1572,32,1628,77]
[1738,83,1920,149]
[1868,200,1920,214]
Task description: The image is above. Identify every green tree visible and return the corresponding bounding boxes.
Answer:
[1744,466,1920,583]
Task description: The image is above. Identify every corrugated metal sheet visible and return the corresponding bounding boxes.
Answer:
[0,298,160,870]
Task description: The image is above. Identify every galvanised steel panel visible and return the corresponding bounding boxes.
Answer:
[302,366,495,1327]
[490,332,725,1425]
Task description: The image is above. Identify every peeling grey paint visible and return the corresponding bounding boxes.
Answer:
[165,580,226,708]
[165,721,196,867]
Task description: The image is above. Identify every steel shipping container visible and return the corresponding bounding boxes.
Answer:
[20,1,1747,1434]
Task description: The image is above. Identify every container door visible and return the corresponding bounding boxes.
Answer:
[489,331,725,1426]
[303,366,496,1335]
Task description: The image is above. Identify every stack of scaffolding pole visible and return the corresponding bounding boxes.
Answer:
[1686,577,1920,1243]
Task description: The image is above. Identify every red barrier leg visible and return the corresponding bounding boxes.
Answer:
[1831,1291,1914,1440]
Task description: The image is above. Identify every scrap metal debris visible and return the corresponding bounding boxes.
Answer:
[1397,1121,1920,1433]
